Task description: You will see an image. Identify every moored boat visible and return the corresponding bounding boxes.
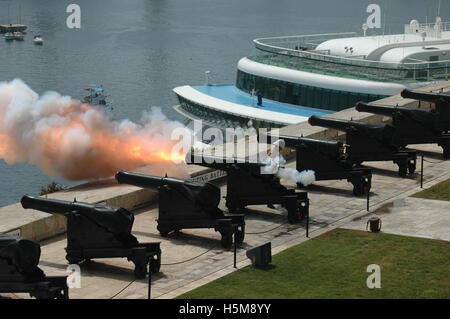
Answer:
[82,86,112,109]
[12,31,24,41]
[4,32,14,41]
[33,35,43,45]
[0,24,27,33]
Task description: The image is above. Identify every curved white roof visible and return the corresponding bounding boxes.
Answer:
[315,31,450,63]
[380,44,450,63]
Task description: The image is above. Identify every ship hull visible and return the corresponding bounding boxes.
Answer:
[0,25,27,33]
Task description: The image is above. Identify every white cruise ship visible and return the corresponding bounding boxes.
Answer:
[174,17,450,128]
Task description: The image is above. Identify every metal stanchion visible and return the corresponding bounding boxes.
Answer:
[306,207,309,238]
[420,155,424,188]
[148,264,152,300]
[366,188,370,212]
[233,232,237,269]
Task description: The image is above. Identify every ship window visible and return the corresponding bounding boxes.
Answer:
[321,89,329,108]
[235,70,389,111]
[429,56,439,62]
[314,87,322,107]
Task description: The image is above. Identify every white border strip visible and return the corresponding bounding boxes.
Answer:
[237,57,429,96]
[173,86,308,125]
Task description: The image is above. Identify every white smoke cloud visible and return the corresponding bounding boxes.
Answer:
[262,155,316,186]
[277,167,316,186]
[0,79,192,180]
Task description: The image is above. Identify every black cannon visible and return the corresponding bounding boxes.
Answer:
[401,89,450,130]
[115,171,245,248]
[259,133,372,196]
[187,153,309,224]
[356,101,450,158]
[0,235,68,299]
[21,195,161,279]
[308,115,417,177]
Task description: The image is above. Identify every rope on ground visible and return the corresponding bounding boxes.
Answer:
[245,222,287,235]
[109,244,217,298]
[423,157,448,164]
[161,245,216,266]
[307,219,329,227]
[110,278,136,299]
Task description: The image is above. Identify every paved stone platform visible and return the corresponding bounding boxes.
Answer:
[1,143,449,299]
[345,197,450,241]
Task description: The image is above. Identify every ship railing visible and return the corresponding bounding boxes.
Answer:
[253,33,450,82]
[404,21,450,34]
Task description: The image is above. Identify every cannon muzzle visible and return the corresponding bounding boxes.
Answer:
[355,102,402,116]
[308,115,385,132]
[401,89,450,104]
[308,115,352,131]
[21,194,84,216]
[259,131,342,148]
[115,171,185,189]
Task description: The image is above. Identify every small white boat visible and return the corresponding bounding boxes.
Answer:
[33,35,43,45]
[4,32,14,41]
[12,31,24,41]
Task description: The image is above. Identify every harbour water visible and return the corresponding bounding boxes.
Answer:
[0,0,448,207]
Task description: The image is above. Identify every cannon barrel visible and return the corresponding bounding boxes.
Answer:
[21,195,135,237]
[308,115,385,132]
[401,89,450,104]
[186,153,266,170]
[355,102,404,116]
[117,170,222,213]
[280,135,344,160]
[258,131,343,149]
[116,170,186,189]
[21,194,96,216]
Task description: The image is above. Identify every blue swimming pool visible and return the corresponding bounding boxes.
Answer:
[193,85,332,117]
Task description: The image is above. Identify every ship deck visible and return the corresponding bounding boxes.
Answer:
[252,28,450,83]
[173,84,331,125]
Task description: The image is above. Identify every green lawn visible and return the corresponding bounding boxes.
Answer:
[179,229,450,299]
[412,178,450,201]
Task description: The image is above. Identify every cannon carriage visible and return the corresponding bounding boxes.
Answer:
[308,116,417,177]
[21,195,161,279]
[258,133,372,196]
[0,235,68,299]
[115,171,245,248]
[356,89,450,158]
[186,153,309,224]
[401,89,450,131]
